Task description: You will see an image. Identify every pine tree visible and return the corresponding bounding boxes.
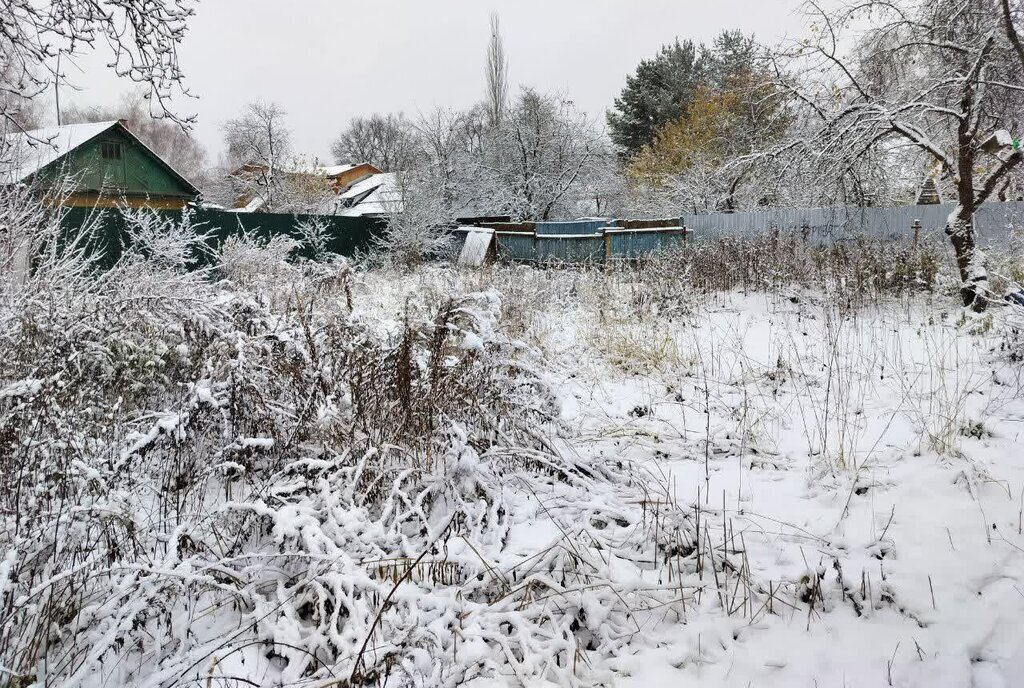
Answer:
[622,31,790,211]
[608,32,770,160]
[607,40,706,159]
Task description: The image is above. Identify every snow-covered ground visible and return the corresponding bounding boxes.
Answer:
[5,247,1024,687]
[359,267,1024,687]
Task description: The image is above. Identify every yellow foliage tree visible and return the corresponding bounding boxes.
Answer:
[627,68,790,211]
[628,86,740,182]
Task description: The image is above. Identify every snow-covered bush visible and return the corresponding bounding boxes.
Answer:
[120,205,213,270]
[218,229,300,287]
[374,171,454,268]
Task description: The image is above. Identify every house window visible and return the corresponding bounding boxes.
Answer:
[101,142,122,160]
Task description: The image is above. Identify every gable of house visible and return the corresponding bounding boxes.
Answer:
[5,121,199,208]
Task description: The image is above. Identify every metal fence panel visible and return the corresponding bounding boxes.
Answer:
[681,201,1024,246]
[495,232,537,262]
[606,228,686,259]
[56,206,386,271]
[535,234,605,262]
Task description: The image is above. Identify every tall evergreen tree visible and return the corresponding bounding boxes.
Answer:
[607,40,705,158]
[704,30,759,90]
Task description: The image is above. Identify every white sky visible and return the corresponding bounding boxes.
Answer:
[58,0,808,162]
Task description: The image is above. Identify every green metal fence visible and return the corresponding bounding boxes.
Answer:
[494,231,537,262]
[534,220,609,236]
[534,233,606,262]
[59,206,689,271]
[57,206,386,271]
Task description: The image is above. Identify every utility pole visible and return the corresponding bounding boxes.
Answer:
[55,51,62,126]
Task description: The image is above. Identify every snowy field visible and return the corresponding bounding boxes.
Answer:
[353,264,1024,688]
[3,237,1024,687]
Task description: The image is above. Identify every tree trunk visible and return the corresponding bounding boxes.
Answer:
[951,117,988,312]
[946,204,988,312]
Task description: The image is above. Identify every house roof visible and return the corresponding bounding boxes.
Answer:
[325,162,381,178]
[338,173,386,202]
[337,172,402,217]
[2,120,200,196]
[275,161,380,178]
[319,164,358,177]
[3,121,116,184]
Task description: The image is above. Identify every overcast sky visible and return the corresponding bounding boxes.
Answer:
[61,0,808,163]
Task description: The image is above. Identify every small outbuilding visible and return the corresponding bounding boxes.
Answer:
[2,120,200,209]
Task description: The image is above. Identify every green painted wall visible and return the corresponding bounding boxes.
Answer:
[35,127,196,199]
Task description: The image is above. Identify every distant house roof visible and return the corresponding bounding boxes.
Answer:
[337,172,402,217]
[319,164,358,177]
[277,161,381,179]
[2,120,200,196]
[338,173,386,202]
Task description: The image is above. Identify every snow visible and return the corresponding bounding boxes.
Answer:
[0,378,42,398]
[315,163,357,176]
[1,121,119,184]
[350,268,1024,687]
[281,161,364,177]
[225,195,265,213]
[338,173,385,202]
[7,243,1024,687]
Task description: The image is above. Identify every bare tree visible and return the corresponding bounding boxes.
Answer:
[375,169,452,267]
[415,108,470,212]
[221,101,293,211]
[489,89,607,220]
[0,0,195,143]
[0,43,45,132]
[413,106,502,217]
[485,13,510,128]
[772,0,1024,310]
[340,93,611,222]
[330,113,420,171]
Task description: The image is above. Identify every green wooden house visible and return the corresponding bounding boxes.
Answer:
[2,120,200,209]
